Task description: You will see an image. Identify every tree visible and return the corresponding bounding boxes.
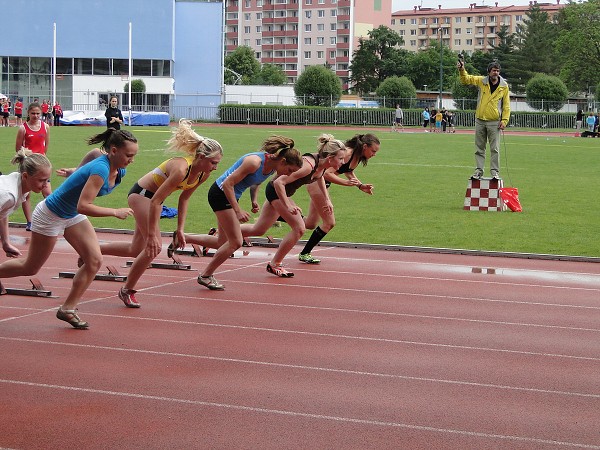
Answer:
[349,26,407,95]
[404,40,459,93]
[510,5,560,93]
[451,77,478,110]
[294,65,342,107]
[555,0,600,92]
[123,79,146,93]
[253,64,286,86]
[224,46,260,85]
[375,76,416,108]
[526,74,568,112]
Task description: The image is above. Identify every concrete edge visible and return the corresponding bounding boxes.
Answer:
[10,223,600,264]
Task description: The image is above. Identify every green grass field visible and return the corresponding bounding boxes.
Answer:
[1,124,597,257]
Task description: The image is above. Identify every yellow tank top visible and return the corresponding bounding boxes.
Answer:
[151,156,204,191]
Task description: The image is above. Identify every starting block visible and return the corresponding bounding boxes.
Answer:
[125,253,192,270]
[464,177,506,211]
[58,265,126,282]
[0,278,54,297]
[173,243,203,257]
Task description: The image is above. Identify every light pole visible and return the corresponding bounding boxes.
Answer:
[439,25,444,110]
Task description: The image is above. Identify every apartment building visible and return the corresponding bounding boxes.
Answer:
[224,0,391,88]
[391,1,564,55]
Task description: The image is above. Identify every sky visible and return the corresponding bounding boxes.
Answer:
[392,0,534,11]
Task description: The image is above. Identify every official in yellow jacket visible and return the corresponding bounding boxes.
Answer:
[458,59,511,180]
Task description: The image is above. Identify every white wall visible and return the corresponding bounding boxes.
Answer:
[224,85,296,106]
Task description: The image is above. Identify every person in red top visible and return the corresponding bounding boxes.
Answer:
[52,102,63,127]
[41,100,50,125]
[1,99,9,127]
[15,102,51,230]
[14,98,23,127]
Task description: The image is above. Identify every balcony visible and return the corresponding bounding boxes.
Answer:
[337,14,350,21]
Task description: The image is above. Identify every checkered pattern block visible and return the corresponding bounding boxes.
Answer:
[464,177,506,211]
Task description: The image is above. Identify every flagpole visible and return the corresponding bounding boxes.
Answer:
[128,22,132,125]
[52,23,56,106]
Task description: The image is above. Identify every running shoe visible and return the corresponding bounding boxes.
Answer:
[266,263,294,278]
[471,169,483,180]
[298,253,320,264]
[119,287,141,308]
[197,275,225,290]
[490,170,500,179]
[56,308,89,329]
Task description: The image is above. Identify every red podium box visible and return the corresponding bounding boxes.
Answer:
[464,178,506,211]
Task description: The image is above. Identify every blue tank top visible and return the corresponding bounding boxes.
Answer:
[216,152,274,200]
[45,155,125,218]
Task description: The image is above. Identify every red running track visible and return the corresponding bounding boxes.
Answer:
[1,229,599,449]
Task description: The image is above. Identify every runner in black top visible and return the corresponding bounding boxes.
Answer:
[298,133,380,264]
[239,134,346,277]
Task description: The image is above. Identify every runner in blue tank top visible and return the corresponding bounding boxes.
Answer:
[0,129,138,329]
[189,135,303,291]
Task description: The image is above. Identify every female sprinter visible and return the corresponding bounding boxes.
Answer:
[191,136,302,290]
[0,129,138,329]
[108,120,223,307]
[239,134,346,277]
[298,133,380,264]
[0,150,52,257]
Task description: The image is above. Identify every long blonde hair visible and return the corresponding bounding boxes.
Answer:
[168,119,223,158]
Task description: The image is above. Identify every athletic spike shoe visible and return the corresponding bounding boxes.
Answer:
[119,287,141,308]
[298,253,320,264]
[266,263,294,278]
[56,308,89,329]
[197,275,225,290]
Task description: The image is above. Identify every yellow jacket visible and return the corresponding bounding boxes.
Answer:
[459,68,511,126]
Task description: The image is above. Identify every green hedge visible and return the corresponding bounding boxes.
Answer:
[218,104,579,129]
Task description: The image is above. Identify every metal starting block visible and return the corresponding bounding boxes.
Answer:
[58,265,127,282]
[173,243,203,257]
[0,278,54,297]
[125,254,192,270]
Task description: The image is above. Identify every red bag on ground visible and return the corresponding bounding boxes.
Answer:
[499,187,522,212]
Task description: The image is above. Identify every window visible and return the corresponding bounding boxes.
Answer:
[410,40,416,46]
[410,29,416,35]
[317,24,324,31]
[152,60,170,77]
[93,58,110,75]
[330,36,336,44]
[74,58,92,75]
[330,51,335,58]
[399,19,405,24]
[330,23,336,30]
[305,24,311,31]
[304,37,311,44]
[399,30,405,35]
[454,39,461,45]
[317,37,324,44]
[56,58,73,75]
[244,26,251,33]
[455,28,461,34]
[256,12,262,19]
[466,28,472,34]
[466,39,473,45]
[317,51,324,58]
[455,17,461,23]
[318,10,325,17]
[305,11,311,18]
[410,18,416,24]
[420,18,427,24]
[466,16,473,23]
[331,9,336,16]
[256,39,262,45]
[256,26,262,32]
[305,51,311,58]
[244,13,250,20]
[305,0,312,3]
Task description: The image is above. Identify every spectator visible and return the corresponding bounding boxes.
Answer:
[422,107,430,132]
[14,98,23,127]
[576,109,583,132]
[393,104,404,132]
[586,112,595,132]
[52,101,63,126]
[105,96,124,130]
